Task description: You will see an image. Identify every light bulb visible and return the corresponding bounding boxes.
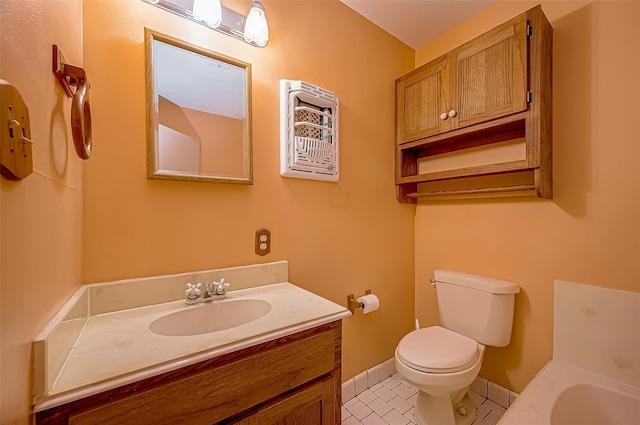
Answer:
[244,0,269,47]
[192,0,222,28]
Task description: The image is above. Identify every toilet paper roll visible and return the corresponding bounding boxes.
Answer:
[357,294,380,314]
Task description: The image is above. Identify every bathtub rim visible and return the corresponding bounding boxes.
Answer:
[497,359,640,425]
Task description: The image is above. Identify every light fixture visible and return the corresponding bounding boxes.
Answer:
[143,0,270,48]
[192,0,222,29]
[243,0,269,47]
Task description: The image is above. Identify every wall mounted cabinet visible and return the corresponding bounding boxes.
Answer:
[396,5,552,202]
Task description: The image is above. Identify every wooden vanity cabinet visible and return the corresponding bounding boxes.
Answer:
[395,5,552,202]
[35,321,342,425]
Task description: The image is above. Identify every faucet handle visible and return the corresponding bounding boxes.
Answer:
[214,278,230,295]
[185,282,202,300]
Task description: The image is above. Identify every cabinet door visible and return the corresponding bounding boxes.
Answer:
[237,377,337,425]
[452,13,528,129]
[396,55,451,144]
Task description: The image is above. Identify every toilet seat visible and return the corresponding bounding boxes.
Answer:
[396,326,479,373]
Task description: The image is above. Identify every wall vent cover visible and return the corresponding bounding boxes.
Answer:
[280,79,339,181]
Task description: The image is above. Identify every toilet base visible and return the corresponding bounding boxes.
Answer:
[414,389,476,425]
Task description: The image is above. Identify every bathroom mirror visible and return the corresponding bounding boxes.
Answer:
[145,29,253,184]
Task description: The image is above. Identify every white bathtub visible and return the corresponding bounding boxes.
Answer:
[498,359,640,425]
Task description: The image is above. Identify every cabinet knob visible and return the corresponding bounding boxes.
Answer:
[448,109,457,118]
[439,112,448,120]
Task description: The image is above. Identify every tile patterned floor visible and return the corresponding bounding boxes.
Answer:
[342,374,507,425]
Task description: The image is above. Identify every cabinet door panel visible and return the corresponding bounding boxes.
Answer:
[254,377,335,425]
[396,55,449,143]
[404,72,441,137]
[454,16,528,128]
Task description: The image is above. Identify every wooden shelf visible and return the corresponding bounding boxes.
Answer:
[397,160,532,184]
[400,112,527,151]
[407,184,537,200]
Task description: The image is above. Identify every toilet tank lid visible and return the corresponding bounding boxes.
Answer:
[434,270,520,294]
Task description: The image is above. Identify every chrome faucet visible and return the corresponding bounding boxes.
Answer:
[185,279,230,305]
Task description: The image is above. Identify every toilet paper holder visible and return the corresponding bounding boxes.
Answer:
[347,289,372,314]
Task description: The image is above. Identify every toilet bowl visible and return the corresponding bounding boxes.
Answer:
[395,327,485,425]
[395,270,519,425]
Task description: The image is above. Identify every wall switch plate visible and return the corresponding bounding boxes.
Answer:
[1,81,33,180]
[255,228,271,256]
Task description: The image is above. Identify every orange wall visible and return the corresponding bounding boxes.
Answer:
[0,0,84,423]
[158,96,200,139]
[414,0,640,392]
[82,0,416,381]
[158,98,246,177]
[181,108,246,177]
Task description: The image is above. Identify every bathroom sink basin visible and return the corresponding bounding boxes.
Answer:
[149,298,272,336]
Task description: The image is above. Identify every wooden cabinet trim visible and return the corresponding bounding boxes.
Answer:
[399,111,527,152]
[454,10,527,59]
[396,53,448,85]
[455,24,517,62]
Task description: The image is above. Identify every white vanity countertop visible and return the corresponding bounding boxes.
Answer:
[34,282,350,411]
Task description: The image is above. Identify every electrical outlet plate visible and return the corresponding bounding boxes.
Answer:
[255,228,271,256]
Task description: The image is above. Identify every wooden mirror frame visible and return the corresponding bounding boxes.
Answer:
[145,29,253,184]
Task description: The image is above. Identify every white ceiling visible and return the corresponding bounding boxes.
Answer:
[340,0,497,49]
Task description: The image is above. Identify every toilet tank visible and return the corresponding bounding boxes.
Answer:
[434,270,520,347]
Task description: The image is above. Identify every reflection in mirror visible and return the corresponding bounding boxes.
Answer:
[145,29,253,183]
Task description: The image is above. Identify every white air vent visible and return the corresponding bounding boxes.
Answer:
[280,79,339,181]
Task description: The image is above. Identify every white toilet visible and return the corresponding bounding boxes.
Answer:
[395,270,519,425]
